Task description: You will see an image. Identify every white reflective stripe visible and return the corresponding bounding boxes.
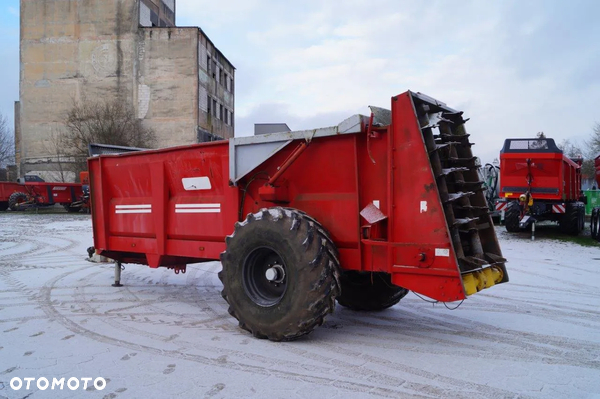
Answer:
[52,186,67,191]
[116,204,151,209]
[175,208,221,213]
[552,204,565,213]
[116,209,152,214]
[175,203,220,209]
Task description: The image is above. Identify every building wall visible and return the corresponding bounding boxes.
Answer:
[19,0,140,178]
[198,30,234,140]
[139,0,175,27]
[137,27,235,145]
[14,101,20,167]
[137,27,199,148]
[18,0,234,180]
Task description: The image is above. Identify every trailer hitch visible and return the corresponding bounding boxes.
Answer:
[519,214,535,229]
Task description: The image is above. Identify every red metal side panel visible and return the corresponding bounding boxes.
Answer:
[561,157,582,201]
[564,159,573,200]
[0,182,23,202]
[242,135,362,271]
[355,125,391,273]
[500,150,582,202]
[25,182,84,204]
[89,141,239,266]
[500,153,564,200]
[387,93,464,302]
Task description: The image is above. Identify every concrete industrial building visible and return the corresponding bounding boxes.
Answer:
[16,0,234,180]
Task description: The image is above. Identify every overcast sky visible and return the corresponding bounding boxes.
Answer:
[1,0,599,163]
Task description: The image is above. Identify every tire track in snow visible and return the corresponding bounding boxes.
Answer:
[38,268,437,398]
[36,264,532,399]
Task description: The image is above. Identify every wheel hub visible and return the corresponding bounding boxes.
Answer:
[265,264,285,284]
[242,247,288,307]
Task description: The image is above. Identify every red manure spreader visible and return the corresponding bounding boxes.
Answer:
[0,175,87,212]
[497,138,586,235]
[89,91,508,341]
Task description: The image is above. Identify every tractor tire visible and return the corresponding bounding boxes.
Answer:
[559,203,583,236]
[8,192,28,211]
[0,202,8,211]
[336,271,408,311]
[282,207,340,259]
[219,207,341,341]
[591,208,600,241]
[63,204,81,213]
[578,205,585,233]
[504,201,521,233]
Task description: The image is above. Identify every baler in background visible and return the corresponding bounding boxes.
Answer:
[88,91,508,341]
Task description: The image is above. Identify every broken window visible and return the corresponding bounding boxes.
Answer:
[150,10,159,27]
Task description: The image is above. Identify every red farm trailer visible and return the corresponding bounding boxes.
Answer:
[0,182,23,211]
[0,177,87,212]
[497,138,586,235]
[89,91,508,341]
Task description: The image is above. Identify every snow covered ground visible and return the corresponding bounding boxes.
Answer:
[0,211,599,399]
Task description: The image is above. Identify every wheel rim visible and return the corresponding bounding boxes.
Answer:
[242,246,288,307]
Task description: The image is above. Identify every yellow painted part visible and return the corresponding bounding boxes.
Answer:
[519,194,534,206]
[462,266,504,296]
[463,273,478,296]
[505,193,512,197]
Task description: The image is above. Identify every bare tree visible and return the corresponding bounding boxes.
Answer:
[584,123,600,185]
[0,113,15,168]
[558,138,594,179]
[588,123,600,156]
[59,98,156,178]
[42,129,70,182]
[558,138,583,158]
